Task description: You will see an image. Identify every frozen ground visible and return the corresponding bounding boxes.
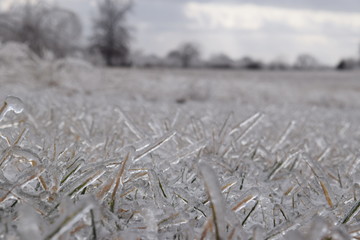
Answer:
[0,43,360,239]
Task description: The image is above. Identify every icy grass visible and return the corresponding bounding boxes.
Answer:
[1,44,360,239]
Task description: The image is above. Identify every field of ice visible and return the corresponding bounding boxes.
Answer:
[0,43,360,239]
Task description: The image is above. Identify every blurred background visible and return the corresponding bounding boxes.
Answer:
[0,0,359,70]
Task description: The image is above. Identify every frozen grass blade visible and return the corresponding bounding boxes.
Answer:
[234,112,263,143]
[60,158,84,186]
[319,179,333,208]
[317,147,331,162]
[115,107,146,139]
[271,121,296,153]
[90,209,97,240]
[44,199,95,240]
[265,206,321,239]
[302,153,335,208]
[203,180,237,205]
[222,112,263,157]
[199,160,228,240]
[110,148,134,212]
[229,112,262,136]
[341,200,360,224]
[232,187,259,212]
[267,150,300,180]
[68,168,106,198]
[169,139,207,165]
[242,200,258,226]
[134,130,176,162]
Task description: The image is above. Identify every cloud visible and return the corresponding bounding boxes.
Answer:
[0,0,54,11]
[184,2,360,34]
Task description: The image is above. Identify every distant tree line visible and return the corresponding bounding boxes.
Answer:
[0,0,359,70]
[132,43,332,71]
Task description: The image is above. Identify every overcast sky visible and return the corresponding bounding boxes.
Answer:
[1,0,360,65]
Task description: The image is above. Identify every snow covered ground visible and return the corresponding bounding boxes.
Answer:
[0,43,360,239]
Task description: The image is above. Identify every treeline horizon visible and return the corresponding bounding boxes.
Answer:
[0,0,359,71]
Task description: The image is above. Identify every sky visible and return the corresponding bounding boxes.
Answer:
[1,0,360,65]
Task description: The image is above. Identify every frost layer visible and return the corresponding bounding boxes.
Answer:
[0,43,360,239]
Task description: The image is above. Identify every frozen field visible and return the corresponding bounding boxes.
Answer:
[1,44,360,239]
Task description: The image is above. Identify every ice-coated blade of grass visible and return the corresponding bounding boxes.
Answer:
[67,168,106,198]
[267,150,300,180]
[109,148,134,212]
[202,180,237,205]
[12,127,28,146]
[233,112,263,143]
[199,159,228,240]
[222,112,263,157]
[302,153,335,208]
[173,187,208,217]
[214,112,233,153]
[190,117,205,140]
[115,107,147,139]
[242,200,258,226]
[90,209,97,240]
[273,203,288,227]
[157,212,181,228]
[0,101,6,119]
[218,111,233,138]
[148,169,169,207]
[271,120,296,153]
[60,158,84,186]
[265,206,321,239]
[133,130,176,162]
[354,183,360,201]
[228,112,262,136]
[319,179,334,208]
[169,139,208,165]
[317,146,331,162]
[231,187,259,212]
[170,108,180,129]
[340,200,360,224]
[44,199,95,240]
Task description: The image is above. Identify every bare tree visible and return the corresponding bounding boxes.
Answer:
[207,53,233,69]
[294,54,319,70]
[0,2,82,58]
[236,57,264,70]
[167,42,200,68]
[268,56,290,70]
[90,0,132,66]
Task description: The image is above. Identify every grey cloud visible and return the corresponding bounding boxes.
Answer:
[159,0,360,12]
